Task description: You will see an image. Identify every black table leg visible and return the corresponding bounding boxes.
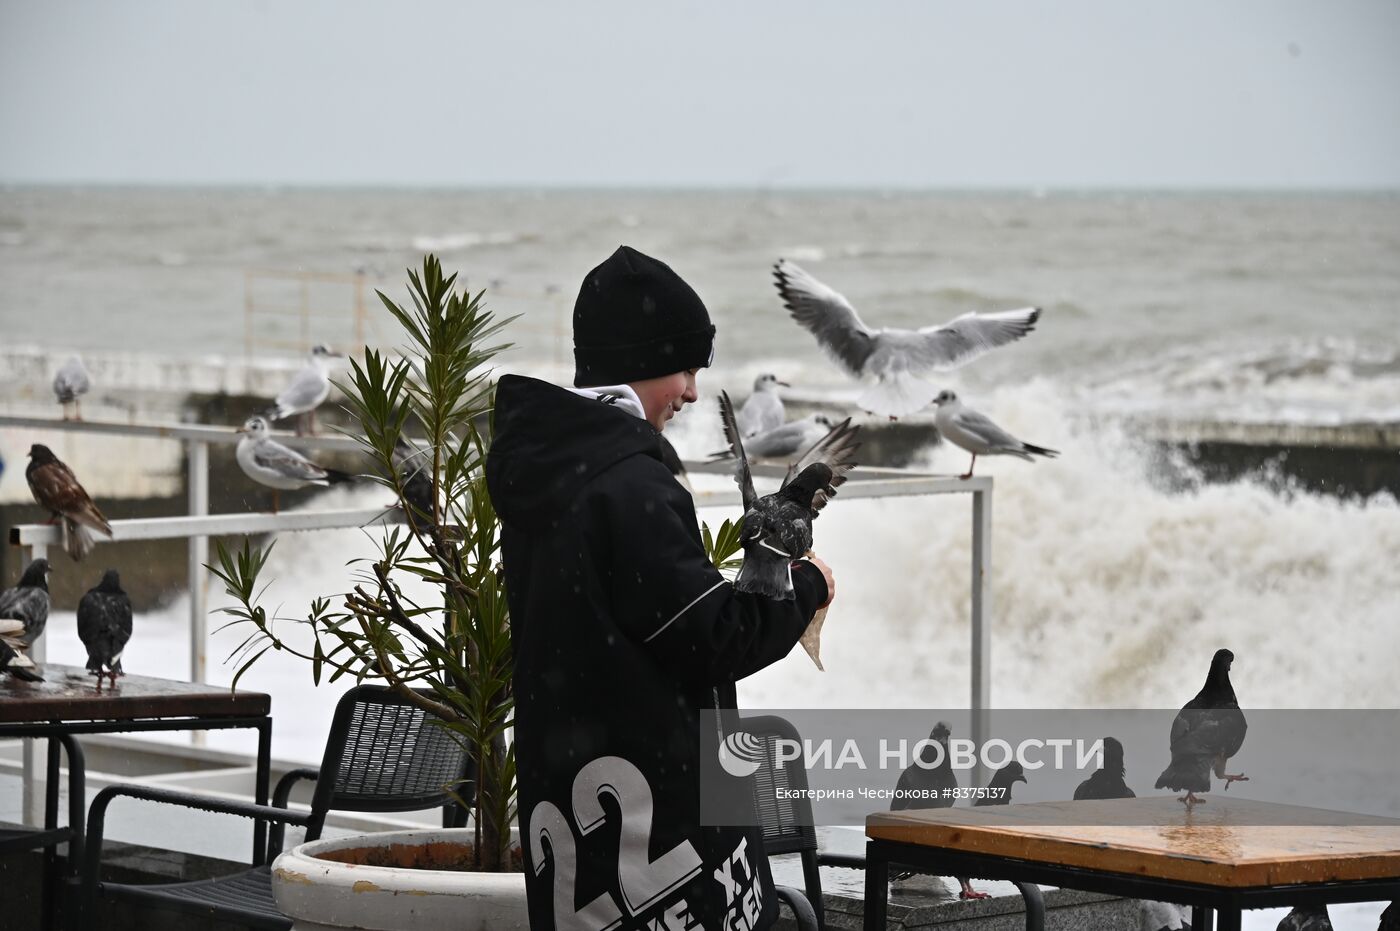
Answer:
[252,718,272,865]
[864,841,888,931]
[1013,882,1045,931]
[1193,905,1214,930]
[1216,907,1241,931]
[40,738,61,931]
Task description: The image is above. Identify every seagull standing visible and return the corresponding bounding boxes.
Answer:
[0,559,51,682]
[737,374,788,437]
[931,390,1058,479]
[235,416,351,513]
[773,258,1041,419]
[53,355,92,421]
[78,569,133,687]
[709,414,835,463]
[27,444,114,561]
[268,344,340,435]
[1155,648,1249,809]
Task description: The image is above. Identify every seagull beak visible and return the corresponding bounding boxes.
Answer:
[776,380,791,388]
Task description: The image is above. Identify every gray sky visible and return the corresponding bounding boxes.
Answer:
[2,0,1398,188]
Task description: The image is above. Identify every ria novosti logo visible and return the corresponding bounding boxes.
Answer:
[718,731,765,778]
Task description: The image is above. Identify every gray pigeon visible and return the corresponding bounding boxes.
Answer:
[1276,905,1332,931]
[718,391,859,599]
[891,722,958,811]
[0,559,52,682]
[78,569,133,686]
[1074,736,1135,800]
[1155,649,1249,808]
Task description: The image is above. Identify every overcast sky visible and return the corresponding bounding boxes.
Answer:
[2,0,1398,188]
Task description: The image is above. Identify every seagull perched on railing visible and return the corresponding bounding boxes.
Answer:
[268,344,341,435]
[53,355,92,421]
[931,390,1058,479]
[27,444,113,561]
[773,258,1041,419]
[0,559,51,683]
[235,416,351,513]
[737,373,789,437]
[78,569,133,688]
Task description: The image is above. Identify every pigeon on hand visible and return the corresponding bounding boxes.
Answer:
[53,355,92,421]
[737,374,789,437]
[27,444,114,561]
[931,390,1058,479]
[1074,737,1135,800]
[773,258,1040,419]
[235,416,351,514]
[1276,905,1332,931]
[0,559,52,683]
[268,344,340,435]
[718,391,859,600]
[78,569,132,687]
[1155,648,1249,809]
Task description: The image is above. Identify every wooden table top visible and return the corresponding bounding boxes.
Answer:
[0,664,270,724]
[867,797,1400,887]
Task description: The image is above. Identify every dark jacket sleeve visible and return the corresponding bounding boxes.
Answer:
[596,457,828,685]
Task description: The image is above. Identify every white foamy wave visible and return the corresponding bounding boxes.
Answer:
[409,231,528,252]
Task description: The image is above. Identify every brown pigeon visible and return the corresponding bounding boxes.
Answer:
[26,444,113,561]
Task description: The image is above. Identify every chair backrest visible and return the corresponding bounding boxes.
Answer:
[744,714,819,857]
[305,684,470,839]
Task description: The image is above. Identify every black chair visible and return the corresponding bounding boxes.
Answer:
[1,735,85,930]
[78,684,472,930]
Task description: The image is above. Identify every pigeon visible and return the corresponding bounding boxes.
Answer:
[931,390,1059,479]
[954,762,1029,900]
[737,374,789,437]
[1074,737,1135,800]
[1276,905,1332,931]
[27,444,114,561]
[268,344,340,435]
[235,416,351,513]
[773,258,1040,419]
[0,559,52,682]
[891,721,958,811]
[53,355,92,421]
[1155,649,1249,808]
[392,437,437,533]
[708,414,835,463]
[717,391,859,600]
[77,569,133,687]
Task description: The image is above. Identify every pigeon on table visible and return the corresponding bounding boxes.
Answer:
[1276,905,1332,931]
[931,390,1058,479]
[773,258,1040,419]
[737,373,788,437]
[717,391,859,601]
[78,569,133,687]
[53,355,92,421]
[1155,648,1248,809]
[268,344,340,435]
[0,559,52,682]
[27,444,114,561]
[235,416,351,513]
[1074,736,1135,800]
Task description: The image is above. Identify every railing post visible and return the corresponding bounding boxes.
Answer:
[970,482,992,791]
[188,439,210,746]
[22,543,48,826]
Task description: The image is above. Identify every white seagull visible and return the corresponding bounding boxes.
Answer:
[710,414,835,463]
[53,355,92,421]
[932,390,1058,479]
[235,416,350,512]
[773,259,1041,419]
[736,373,789,437]
[269,344,341,435]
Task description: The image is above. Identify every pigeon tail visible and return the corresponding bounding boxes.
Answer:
[1154,757,1212,793]
[734,549,796,600]
[63,519,97,561]
[859,373,938,419]
[0,641,43,682]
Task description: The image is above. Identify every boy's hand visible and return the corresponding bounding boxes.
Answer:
[803,553,835,608]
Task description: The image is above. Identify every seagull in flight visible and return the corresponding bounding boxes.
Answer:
[773,258,1040,419]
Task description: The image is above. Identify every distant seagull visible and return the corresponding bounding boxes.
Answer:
[709,414,835,463]
[1276,905,1332,931]
[53,355,92,421]
[27,444,114,561]
[1155,648,1249,809]
[0,559,51,682]
[931,390,1058,479]
[773,258,1040,419]
[1073,737,1135,800]
[268,344,341,435]
[78,569,133,687]
[235,416,351,513]
[737,374,788,437]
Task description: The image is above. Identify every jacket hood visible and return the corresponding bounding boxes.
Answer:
[486,374,663,530]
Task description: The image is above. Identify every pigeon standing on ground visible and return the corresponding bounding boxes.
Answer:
[1276,905,1332,931]
[268,344,340,435]
[1155,649,1249,809]
[53,355,92,421]
[773,258,1041,419]
[27,444,114,561]
[0,559,51,682]
[77,569,133,687]
[737,374,788,437]
[891,721,958,811]
[718,392,859,600]
[235,416,351,513]
[1074,737,1135,800]
[931,390,1059,479]
[954,762,1030,900]
[709,414,835,463]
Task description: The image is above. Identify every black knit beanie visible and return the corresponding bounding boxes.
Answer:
[573,245,716,388]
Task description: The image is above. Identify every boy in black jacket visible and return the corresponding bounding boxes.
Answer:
[486,246,834,931]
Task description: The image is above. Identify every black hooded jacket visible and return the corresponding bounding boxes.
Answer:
[487,375,828,931]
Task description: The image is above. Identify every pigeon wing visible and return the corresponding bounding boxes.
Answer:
[717,392,757,512]
[782,417,861,512]
[254,440,331,483]
[28,460,113,535]
[773,259,878,377]
[910,307,1040,372]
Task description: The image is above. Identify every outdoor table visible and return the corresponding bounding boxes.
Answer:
[0,664,272,929]
[864,796,1400,931]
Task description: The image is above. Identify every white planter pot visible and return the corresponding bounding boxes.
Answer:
[271,828,529,931]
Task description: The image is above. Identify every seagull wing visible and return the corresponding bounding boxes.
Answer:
[909,307,1040,372]
[773,259,878,377]
[951,407,1025,451]
[254,439,330,483]
[275,365,329,417]
[717,392,758,512]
